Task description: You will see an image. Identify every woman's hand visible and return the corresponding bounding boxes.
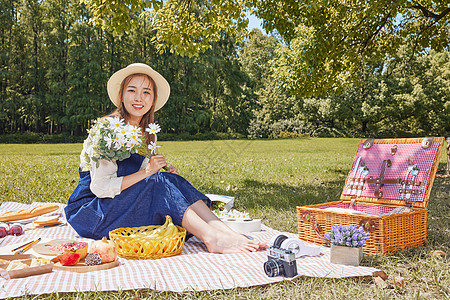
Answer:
[145,154,167,175]
[166,166,179,175]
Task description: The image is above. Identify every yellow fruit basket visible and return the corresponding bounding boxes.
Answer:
[109,217,187,259]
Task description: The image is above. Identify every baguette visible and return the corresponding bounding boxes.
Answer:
[0,204,59,222]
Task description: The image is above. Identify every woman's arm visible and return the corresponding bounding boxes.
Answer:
[90,155,171,198]
[89,159,123,198]
[120,154,168,190]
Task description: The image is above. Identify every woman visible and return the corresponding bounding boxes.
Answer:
[65,63,265,253]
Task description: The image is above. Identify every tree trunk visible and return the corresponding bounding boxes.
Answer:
[446,137,450,175]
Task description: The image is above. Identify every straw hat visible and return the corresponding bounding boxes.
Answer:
[107,63,170,111]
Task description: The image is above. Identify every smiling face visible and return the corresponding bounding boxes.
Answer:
[121,74,155,125]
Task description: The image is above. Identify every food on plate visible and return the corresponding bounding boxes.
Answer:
[90,237,117,263]
[0,204,59,222]
[6,260,28,271]
[56,252,81,266]
[3,259,48,271]
[32,215,61,228]
[29,258,48,267]
[85,253,102,266]
[62,242,88,259]
[47,240,75,254]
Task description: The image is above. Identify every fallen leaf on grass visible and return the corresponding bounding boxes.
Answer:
[372,270,388,280]
[374,276,387,289]
[388,276,406,287]
[431,250,446,257]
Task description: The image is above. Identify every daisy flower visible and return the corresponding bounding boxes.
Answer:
[145,123,161,135]
[148,141,161,155]
[108,117,125,131]
[104,134,114,149]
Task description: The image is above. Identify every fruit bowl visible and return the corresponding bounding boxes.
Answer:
[109,224,186,259]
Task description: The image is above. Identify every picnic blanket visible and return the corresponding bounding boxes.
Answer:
[0,202,380,298]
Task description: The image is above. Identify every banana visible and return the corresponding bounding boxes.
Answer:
[158,216,177,237]
[162,217,178,238]
[132,216,170,239]
[159,216,179,252]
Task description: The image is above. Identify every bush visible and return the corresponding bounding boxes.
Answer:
[0,132,86,144]
[156,131,246,141]
[278,131,309,139]
[248,118,311,139]
[247,118,271,138]
[311,127,346,138]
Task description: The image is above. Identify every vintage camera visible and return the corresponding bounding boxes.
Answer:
[263,235,298,278]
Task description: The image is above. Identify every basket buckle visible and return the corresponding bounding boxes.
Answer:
[363,139,374,149]
[421,137,433,149]
[300,212,327,242]
[359,219,376,232]
[301,211,314,222]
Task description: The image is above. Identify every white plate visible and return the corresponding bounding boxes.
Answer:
[8,217,38,225]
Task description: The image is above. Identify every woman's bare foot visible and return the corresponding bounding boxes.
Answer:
[182,200,268,253]
[203,230,267,254]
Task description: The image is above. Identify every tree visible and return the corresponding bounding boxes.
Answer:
[251,0,449,96]
[370,49,450,137]
[0,0,17,133]
[82,0,249,57]
[83,0,449,95]
[239,29,278,90]
[42,0,72,134]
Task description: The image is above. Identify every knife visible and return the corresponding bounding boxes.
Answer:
[346,156,361,194]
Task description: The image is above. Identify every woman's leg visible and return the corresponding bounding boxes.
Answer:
[182,200,265,253]
[189,199,240,234]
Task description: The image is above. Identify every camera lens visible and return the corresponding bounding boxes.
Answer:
[264,259,283,277]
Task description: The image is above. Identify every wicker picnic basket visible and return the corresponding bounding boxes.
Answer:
[109,225,186,259]
[297,137,445,254]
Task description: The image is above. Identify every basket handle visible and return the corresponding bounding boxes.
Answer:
[300,212,328,242]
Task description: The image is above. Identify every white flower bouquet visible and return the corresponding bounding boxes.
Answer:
[82,117,163,169]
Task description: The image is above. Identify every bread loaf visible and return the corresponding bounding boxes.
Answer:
[0,204,59,222]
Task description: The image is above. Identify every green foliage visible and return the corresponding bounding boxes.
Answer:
[248,118,309,139]
[0,0,253,138]
[80,0,161,35]
[0,1,448,141]
[0,132,85,143]
[253,42,450,138]
[77,0,450,133]
[83,0,250,57]
[82,0,449,95]
[239,29,278,90]
[251,0,450,95]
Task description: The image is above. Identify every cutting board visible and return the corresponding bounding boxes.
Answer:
[51,258,120,273]
[32,239,76,255]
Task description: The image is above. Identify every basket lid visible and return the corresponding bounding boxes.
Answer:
[340,137,445,209]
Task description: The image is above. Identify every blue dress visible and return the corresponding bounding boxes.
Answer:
[65,153,209,240]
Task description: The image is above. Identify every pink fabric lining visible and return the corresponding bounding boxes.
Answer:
[315,202,395,216]
[343,142,439,202]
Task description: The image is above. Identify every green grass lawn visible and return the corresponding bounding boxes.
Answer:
[0,138,448,299]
